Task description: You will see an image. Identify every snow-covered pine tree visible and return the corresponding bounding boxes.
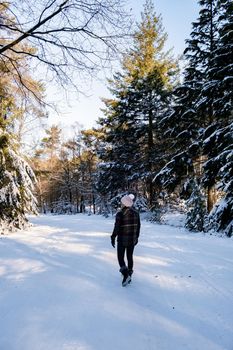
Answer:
[155,0,220,230]
[97,72,142,195]
[97,0,178,208]
[185,178,208,231]
[0,8,44,231]
[122,1,178,207]
[199,0,233,235]
[202,122,233,236]
[195,0,232,125]
[0,123,37,233]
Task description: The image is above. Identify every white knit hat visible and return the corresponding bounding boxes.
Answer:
[121,194,134,207]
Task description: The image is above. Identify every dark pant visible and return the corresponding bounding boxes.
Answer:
[117,244,135,271]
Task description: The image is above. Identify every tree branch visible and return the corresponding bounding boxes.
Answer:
[0,0,70,54]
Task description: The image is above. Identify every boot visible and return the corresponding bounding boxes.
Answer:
[128,269,133,284]
[120,266,130,286]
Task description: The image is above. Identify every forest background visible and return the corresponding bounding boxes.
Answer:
[0,0,232,236]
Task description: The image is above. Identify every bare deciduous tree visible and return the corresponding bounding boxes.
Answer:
[0,0,132,92]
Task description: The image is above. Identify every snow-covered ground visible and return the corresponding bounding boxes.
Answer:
[0,214,232,350]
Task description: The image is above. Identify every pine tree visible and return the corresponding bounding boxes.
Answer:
[0,21,42,231]
[154,0,233,235]
[185,178,208,231]
[200,0,233,235]
[97,74,141,195]
[198,0,232,125]
[0,122,37,233]
[202,122,233,236]
[154,0,221,230]
[97,0,178,207]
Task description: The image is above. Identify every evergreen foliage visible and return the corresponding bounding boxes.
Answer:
[154,0,233,235]
[0,13,42,232]
[185,179,208,232]
[157,0,219,180]
[201,0,233,235]
[203,122,233,236]
[97,0,178,208]
[0,123,37,233]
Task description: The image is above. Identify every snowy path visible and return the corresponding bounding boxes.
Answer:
[0,214,233,350]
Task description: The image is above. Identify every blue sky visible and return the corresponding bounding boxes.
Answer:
[128,0,199,56]
[47,0,200,131]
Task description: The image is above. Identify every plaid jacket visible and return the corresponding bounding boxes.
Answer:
[111,207,141,247]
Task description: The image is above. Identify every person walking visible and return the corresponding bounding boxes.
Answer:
[111,194,141,286]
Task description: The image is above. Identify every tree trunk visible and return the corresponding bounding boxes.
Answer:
[93,195,96,214]
[207,186,216,213]
[147,108,154,207]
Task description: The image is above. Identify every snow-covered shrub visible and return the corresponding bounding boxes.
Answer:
[185,179,208,232]
[51,198,76,214]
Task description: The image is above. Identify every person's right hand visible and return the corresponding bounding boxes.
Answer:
[111,237,115,248]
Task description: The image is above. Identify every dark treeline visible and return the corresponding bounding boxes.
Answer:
[1,0,232,236]
[94,0,232,236]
